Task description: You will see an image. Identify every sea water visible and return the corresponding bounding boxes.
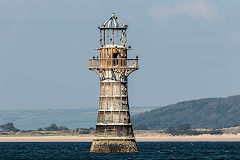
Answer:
[0,142,239,159]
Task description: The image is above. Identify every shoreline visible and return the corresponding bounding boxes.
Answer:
[0,134,240,142]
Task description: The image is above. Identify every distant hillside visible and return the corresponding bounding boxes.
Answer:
[132,95,240,129]
[0,106,158,130]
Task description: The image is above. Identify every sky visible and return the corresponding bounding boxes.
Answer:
[1,0,240,110]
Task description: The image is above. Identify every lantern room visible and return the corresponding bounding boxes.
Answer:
[99,13,128,48]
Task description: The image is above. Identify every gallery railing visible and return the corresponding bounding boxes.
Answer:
[89,58,138,69]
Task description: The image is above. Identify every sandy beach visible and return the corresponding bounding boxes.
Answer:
[0,134,240,142]
[135,134,240,142]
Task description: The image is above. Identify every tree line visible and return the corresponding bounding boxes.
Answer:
[0,122,224,135]
[0,123,94,134]
[134,123,223,135]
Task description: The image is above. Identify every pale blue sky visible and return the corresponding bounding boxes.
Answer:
[1,0,240,110]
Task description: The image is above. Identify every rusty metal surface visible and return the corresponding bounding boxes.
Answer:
[89,14,138,153]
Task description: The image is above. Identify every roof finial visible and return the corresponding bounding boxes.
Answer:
[112,12,115,18]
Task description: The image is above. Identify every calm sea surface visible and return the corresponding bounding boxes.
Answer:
[0,142,239,159]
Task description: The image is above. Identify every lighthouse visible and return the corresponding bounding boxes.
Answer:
[89,13,139,153]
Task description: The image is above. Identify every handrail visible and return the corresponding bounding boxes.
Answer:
[90,58,137,60]
[89,58,138,69]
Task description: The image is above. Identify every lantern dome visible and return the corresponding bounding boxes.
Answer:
[99,13,128,29]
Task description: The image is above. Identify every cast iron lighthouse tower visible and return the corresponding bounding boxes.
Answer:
[89,13,138,153]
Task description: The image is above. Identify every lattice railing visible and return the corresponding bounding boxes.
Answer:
[89,58,138,69]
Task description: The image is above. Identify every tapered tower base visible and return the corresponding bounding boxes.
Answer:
[90,138,138,153]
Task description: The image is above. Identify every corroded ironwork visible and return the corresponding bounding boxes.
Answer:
[89,14,138,153]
